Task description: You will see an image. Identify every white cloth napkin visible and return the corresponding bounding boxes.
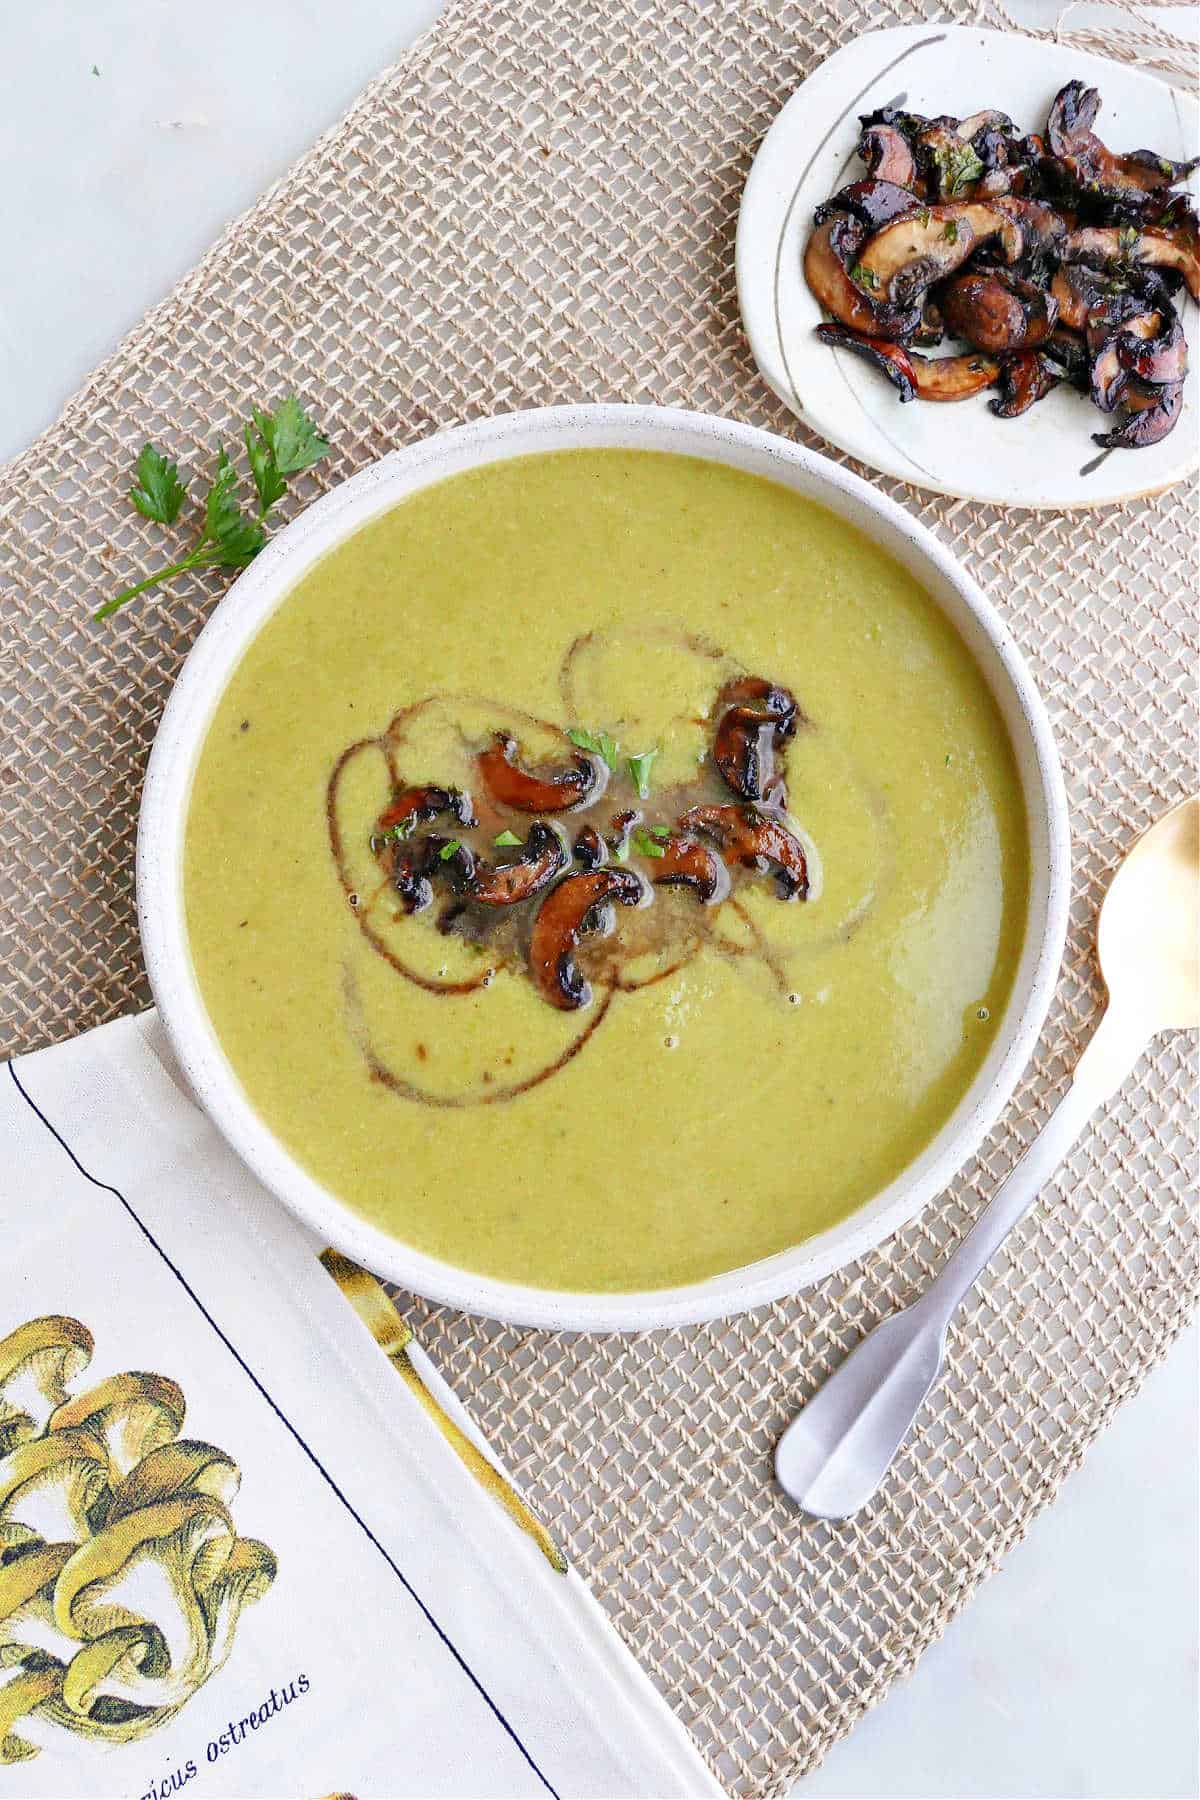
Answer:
[1,1013,721,1799]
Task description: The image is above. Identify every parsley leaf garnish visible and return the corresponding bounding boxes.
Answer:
[494,829,522,847]
[567,727,620,769]
[631,825,668,859]
[128,444,188,525]
[848,261,880,291]
[245,397,330,512]
[205,449,266,566]
[438,839,463,861]
[931,140,984,198]
[95,395,330,620]
[626,749,658,799]
[943,219,960,244]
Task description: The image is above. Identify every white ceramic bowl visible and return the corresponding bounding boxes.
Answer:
[138,404,1070,1331]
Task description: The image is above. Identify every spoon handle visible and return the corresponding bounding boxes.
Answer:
[774,1007,1146,1518]
[926,1003,1142,1327]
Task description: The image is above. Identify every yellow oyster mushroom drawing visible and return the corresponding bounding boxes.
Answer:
[0,1317,275,1766]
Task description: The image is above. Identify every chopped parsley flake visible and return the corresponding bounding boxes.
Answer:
[494,829,522,848]
[631,826,667,859]
[438,839,463,861]
[931,139,984,198]
[626,749,658,798]
[567,727,619,769]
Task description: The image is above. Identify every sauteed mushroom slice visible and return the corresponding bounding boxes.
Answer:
[803,217,916,338]
[1122,149,1200,191]
[1043,324,1090,389]
[573,824,607,869]
[992,196,1067,265]
[712,676,801,801]
[914,296,946,348]
[390,836,447,914]
[816,326,1000,402]
[914,352,1003,401]
[529,868,645,1010]
[477,731,605,813]
[1049,265,1102,333]
[468,822,567,906]
[1066,225,1200,302]
[1046,79,1100,161]
[1093,379,1184,449]
[941,270,1058,352]
[815,179,921,233]
[376,784,475,839]
[606,809,640,861]
[856,202,1023,308]
[651,834,730,904]
[857,121,918,189]
[682,804,810,902]
[815,323,918,399]
[1047,80,1199,202]
[990,351,1060,418]
[1084,294,1177,411]
[957,108,1017,142]
[1117,308,1187,385]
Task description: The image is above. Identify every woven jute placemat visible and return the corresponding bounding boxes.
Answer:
[2,0,1196,1790]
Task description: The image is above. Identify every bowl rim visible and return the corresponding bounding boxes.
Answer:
[138,402,1070,1331]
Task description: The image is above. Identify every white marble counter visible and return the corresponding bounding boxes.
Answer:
[3,6,1196,1796]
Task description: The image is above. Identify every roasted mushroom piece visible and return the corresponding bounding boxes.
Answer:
[1094,379,1184,449]
[857,120,918,189]
[375,784,475,839]
[989,352,1060,418]
[815,179,922,234]
[681,804,810,901]
[572,823,607,869]
[477,731,606,813]
[388,836,448,914]
[529,868,645,1010]
[1049,264,1106,333]
[1117,308,1187,386]
[712,676,800,802]
[650,834,730,904]
[1065,225,1200,302]
[941,270,1058,353]
[1042,324,1090,389]
[855,202,1023,308]
[1047,80,1200,204]
[1083,293,1187,421]
[467,822,567,906]
[815,325,1001,403]
[803,215,919,338]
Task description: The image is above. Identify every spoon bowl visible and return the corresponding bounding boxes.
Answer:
[1098,796,1200,1034]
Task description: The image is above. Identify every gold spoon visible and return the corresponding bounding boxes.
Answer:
[776,796,1200,1519]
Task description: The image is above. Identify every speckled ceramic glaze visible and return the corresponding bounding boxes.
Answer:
[138,405,1070,1329]
[737,27,1199,509]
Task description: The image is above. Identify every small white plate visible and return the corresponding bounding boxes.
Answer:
[737,25,1199,509]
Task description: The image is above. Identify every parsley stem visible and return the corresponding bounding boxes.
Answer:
[92,547,215,620]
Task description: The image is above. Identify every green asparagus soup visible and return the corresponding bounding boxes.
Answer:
[184,449,1029,1291]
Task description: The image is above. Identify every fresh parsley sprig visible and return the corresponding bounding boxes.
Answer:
[95,396,330,621]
